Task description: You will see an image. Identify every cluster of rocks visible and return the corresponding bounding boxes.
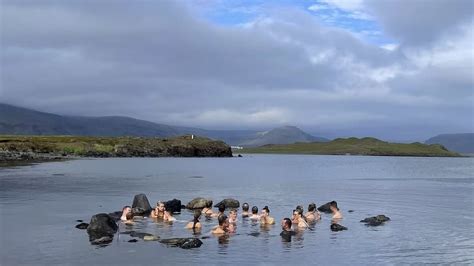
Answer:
[360,215,391,226]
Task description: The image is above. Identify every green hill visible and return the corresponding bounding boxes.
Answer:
[240,137,461,157]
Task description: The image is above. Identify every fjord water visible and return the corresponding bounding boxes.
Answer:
[1,155,473,265]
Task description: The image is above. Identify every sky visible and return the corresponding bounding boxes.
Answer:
[1,0,473,141]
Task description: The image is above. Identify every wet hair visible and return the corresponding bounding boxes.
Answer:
[251,206,258,214]
[193,211,201,229]
[126,212,133,220]
[156,201,164,207]
[294,208,303,216]
[283,218,292,228]
[122,206,131,211]
[242,203,249,211]
[296,205,304,213]
[229,209,237,214]
[308,203,316,212]
[330,201,339,211]
[206,200,213,208]
[262,206,270,214]
[218,205,225,213]
[218,214,228,226]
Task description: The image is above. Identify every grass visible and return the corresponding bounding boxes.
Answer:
[239,137,461,157]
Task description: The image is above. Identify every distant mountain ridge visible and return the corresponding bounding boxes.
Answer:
[425,133,474,154]
[0,103,327,146]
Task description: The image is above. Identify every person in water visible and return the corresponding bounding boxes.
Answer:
[228,209,238,232]
[150,201,165,218]
[201,200,214,217]
[292,209,308,228]
[249,206,260,221]
[241,203,250,218]
[212,205,226,218]
[120,206,132,221]
[305,203,321,222]
[280,218,296,242]
[212,214,229,235]
[260,206,275,225]
[330,201,342,221]
[186,211,202,230]
[124,212,135,225]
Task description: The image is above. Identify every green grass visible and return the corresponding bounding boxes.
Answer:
[239,137,461,157]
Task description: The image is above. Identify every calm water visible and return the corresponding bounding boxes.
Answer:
[1,155,473,265]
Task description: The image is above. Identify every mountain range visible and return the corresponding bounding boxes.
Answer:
[0,103,328,146]
[425,133,474,154]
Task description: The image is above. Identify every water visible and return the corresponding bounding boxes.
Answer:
[1,155,473,265]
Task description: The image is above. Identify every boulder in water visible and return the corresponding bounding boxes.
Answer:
[330,223,347,232]
[132,193,152,215]
[75,222,89,229]
[128,239,138,243]
[186,198,212,209]
[90,236,114,245]
[360,215,390,226]
[160,238,203,249]
[107,211,122,222]
[87,213,118,242]
[317,201,334,214]
[165,199,182,213]
[214,198,240,209]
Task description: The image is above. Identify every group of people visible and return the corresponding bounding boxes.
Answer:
[119,200,343,241]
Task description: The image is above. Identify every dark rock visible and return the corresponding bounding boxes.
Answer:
[160,238,203,249]
[214,198,240,209]
[87,213,118,242]
[348,210,354,213]
[76,219,83,222]
[360,214,390,226]
[75,222,89,229]
[237,154,243,157]
[90,236,113,245]
[108,211,122,222]
[330,223,347,231]
[317,201,334,213]
[181,205,186,209]
[128,239,138,243]
[165,199,182,213]
[186,198,212,209]
[132,194,152,215]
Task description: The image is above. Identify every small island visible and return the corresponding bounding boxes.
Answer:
[0,135,233,162]
[239,137,461,157]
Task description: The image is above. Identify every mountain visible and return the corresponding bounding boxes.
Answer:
[238,126,329,147]
[0,103,328,146]
[425,133,474,154]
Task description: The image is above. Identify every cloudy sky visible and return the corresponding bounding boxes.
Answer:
[1,0,473,141]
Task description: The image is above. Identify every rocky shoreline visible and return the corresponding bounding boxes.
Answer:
[0,135,233,163]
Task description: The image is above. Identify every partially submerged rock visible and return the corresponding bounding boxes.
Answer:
[132,194,152,216]
[87,213,118,243]
[165,199,182,213]
[214,198,240,209]
[90,236,114,245]
[186,198,212,209]
[360,215,390,226]
[160,238,203,249]
[330,223,347,232]
[75,222,89,229]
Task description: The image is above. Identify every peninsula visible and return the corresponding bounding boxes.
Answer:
[239,137,461,157]
[0,135,233,162]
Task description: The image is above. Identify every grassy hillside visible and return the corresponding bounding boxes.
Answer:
[0,135,232,162]
[240,137,461,157]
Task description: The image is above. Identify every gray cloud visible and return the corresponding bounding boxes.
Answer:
[0,0,472,141]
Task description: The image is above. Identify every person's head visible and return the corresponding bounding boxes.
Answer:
[218,214,229,227]
[251,206,258,214]
[242,202,249,212]
[308,203,316,212]
[229,209,237,219]
[193,210,201,223]
[126,212,133,221]
[218,205,225,213]
[281,218,292,230]
[329,201,339,212]
[122,206,131,214]
[206,200,213,208]
[293,208,303,218]
[156,201,165,212]
[262,206,270,216]
[296,205,304,213]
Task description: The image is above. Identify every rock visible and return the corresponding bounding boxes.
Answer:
[165,199,182,213]
[160,238,203,249]
[317,202,333,213]
[132,194,152,215]
[76,219,83,222]
[90,236,113,245]
[143,235,160,241]
[237,154,243,157]
[214,198,240,209]
[130,232,154,239]
[75,222,89,229]
[330,223,347,232]
[348,210,354,213]
[107,211,122,222]
[360,214,390,226]
[186,198,212,209]
[128,239,138,243]
[87,213,118,242]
